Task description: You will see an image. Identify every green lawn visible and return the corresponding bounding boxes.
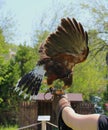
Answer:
[0,125,18,130]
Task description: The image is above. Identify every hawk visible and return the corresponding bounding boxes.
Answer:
[15,17,89,98]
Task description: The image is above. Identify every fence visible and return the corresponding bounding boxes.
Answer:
[18,101,95,130]
[18,121,58,130]
[72,102,95,114]
[18,101,38,130]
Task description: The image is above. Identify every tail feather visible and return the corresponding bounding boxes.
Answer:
[15,65,45,98]
[26,77,38,94]
[31,79,42,95]
[26,77,41,95]
[17,72,32,88]
[21,73,35,91]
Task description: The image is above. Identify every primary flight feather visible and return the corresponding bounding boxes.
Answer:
[15,17,89,98]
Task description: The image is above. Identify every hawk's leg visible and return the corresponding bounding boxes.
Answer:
[62,85,70,90]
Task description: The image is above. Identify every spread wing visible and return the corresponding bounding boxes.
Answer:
[15,17,89,98]
[44,17,89,69]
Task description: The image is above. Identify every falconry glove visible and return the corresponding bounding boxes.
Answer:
[52,94,72,130]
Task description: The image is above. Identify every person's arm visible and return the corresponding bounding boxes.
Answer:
[52,94,100,130]
[62,106,100,130]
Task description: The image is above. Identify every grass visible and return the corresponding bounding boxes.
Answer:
[0,125,18,130]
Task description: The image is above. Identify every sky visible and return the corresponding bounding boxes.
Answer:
[0,0,55,45]
[0,0,108,46]
[0,0,69,45]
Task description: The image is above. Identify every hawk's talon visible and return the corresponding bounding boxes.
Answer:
[44,87,54,100]
[44,87,65,100]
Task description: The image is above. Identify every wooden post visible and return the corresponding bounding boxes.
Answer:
[38,115,50,130]
[41,121,47,130]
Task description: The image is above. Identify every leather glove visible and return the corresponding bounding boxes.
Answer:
[52,93,71,117]
[52,94,72,130]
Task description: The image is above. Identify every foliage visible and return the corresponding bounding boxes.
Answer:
[80,1,108,103]
[104,85,108,101]
[0,54,20,125]
[0,30,18,125]
[0,29,9,61]
[15,44,37,76]
[68,56,107,100]
[0,40,39,125]
[0,125,17,130]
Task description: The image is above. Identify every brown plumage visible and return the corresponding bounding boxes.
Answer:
[15,17,89,98]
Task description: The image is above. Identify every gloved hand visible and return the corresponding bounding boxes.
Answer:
[52,93,71,117]
[52,93,72,130]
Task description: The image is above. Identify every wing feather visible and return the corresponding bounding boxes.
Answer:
[44,17,89,64]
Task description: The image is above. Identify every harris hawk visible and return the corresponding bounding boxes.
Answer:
[15,17,89,98]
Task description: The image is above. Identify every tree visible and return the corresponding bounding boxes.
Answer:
[0,42,40,125]
[15,44,38,76]
[78,1,108,66]
[0,6,18,44]
[81,0,108,102]
[0,28,19,125]
[68,56,106,100]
